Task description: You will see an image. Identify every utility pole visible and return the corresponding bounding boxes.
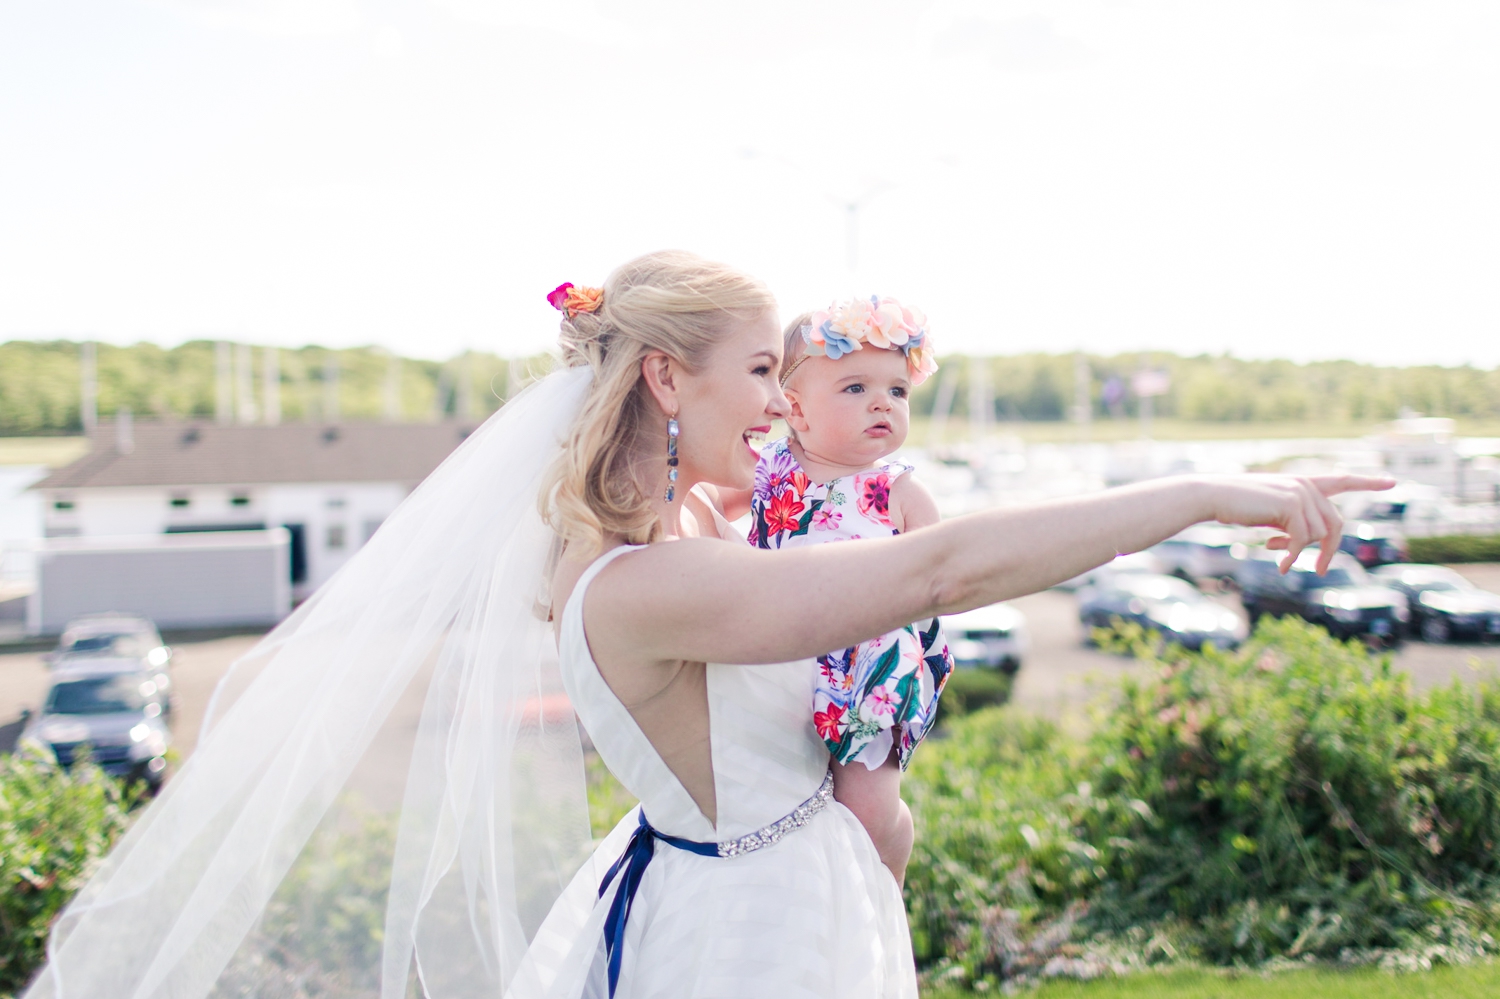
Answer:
[215,342,233,425]
[262,347,281,425]
[926,367,958,448]
[383,349,401,422]
[1131,354,1170,442]
[236,342,258,424]
[737,148,891,275]
[80,341,98,435]
[432,365,452,421]
[456,352,474,420]
[836,184,892,273]
[1073,351,1091,443]
[323,352,340,422]
[968,358,993,447]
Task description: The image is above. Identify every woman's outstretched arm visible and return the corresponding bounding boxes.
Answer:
[583,473,1391,668]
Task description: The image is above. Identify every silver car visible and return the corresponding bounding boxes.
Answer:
[47,613,174,710]
[942,602,1028,674]
[20,660,172,788]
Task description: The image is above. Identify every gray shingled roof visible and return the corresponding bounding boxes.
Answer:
[34,420,480,489]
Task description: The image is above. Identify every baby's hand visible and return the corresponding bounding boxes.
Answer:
[890,476,939,534]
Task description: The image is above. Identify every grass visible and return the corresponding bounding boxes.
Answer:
[923,961,1500,999]
[0,435,88,467]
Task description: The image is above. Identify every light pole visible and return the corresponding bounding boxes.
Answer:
[740,147,893,275]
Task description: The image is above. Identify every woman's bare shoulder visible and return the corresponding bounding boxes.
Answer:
[549,540,644,633]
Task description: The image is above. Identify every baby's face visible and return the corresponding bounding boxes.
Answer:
[784,347,912,467]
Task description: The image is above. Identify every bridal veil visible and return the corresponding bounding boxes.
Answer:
[25,366,597,999]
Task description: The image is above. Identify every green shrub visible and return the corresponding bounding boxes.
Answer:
[1409,535,1500,564]
[0,754,140,995]
[904,618,1500,985]
[216,804,400,998]
[586,751,638,839]
[936,667,1015,724]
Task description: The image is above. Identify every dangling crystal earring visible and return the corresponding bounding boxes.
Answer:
[664,415,680,502]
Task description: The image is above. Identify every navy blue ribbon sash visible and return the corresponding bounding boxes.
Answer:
[596,810,717,998]
[592,772,834,997]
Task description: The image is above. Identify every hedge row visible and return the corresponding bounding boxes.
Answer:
[1409,535,1500,564]
[904,617,1500,988]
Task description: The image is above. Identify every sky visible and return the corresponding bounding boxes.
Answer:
[1,1,1497,366]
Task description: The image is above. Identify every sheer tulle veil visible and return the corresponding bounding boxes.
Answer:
[25,365,597,999]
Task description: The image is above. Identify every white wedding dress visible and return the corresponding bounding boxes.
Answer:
[508,544,918,999]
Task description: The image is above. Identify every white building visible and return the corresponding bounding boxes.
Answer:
[1368,415,1500,502]
[33,418,478,601]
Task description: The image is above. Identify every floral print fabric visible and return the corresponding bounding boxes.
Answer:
[749,438,953,770]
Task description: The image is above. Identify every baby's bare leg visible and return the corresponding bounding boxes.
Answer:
[831,755,914,885]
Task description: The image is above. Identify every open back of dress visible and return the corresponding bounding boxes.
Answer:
[508,545,917,999]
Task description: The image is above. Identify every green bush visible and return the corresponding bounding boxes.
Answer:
[216,804,400,998]
[0,754,140,995]
[936,667,1015,724]
[1409,535,1500,564]
[904,618,1500,986]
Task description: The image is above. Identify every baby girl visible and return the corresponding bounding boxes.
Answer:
[747,296,951,884]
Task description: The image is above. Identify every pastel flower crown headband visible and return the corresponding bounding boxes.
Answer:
[790,295,939,386]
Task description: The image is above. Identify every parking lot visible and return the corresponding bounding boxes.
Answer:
[2,564,1499,772]
[1007,563,1500,732]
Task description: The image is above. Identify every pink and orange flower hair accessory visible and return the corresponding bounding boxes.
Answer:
[800,295,939,385]
[547,282,605,319]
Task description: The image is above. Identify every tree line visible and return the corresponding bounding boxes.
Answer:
[920,353,1500,424]
[2,339,1497,435]
[0,340,546,434]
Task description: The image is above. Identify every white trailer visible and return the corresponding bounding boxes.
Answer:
[26,529,292,635]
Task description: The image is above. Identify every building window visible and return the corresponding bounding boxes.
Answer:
[169,496,191,508]
[326,496,347,509]
[53,499,75,511]
[326,524,347,550]
[230,495,251,507]
[362,518,384,544]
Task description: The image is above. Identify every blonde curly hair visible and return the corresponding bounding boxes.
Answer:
[541,251,777,553]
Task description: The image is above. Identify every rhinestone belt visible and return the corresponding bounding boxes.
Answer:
[715,770,835,857]
[595,770,835,997]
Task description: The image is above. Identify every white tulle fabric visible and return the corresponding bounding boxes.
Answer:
[24,368,598,999]
[508,546,917,999]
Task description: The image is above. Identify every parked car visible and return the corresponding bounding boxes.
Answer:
[48,613,173,710]
[1150,524,1249,588]
[19,660,172,788]
[1372,564,1500,643]
[1236,548,1408,645]
[1078,573,1246,651]
[943,602,1028,674]
[1337,522,1409,568]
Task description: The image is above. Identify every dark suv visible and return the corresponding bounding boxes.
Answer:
[1373,563,1500,643]
[1235,548,1409,645]
[1338,522,1409,568]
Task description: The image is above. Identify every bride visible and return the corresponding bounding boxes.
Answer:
[24,251,1388,999]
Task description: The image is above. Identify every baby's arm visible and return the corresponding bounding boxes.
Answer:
[890,475,939,533]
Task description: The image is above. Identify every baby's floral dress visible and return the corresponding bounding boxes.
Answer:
[748,438,953,771]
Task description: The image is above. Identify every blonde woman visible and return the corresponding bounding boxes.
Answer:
[26,251,1389,999]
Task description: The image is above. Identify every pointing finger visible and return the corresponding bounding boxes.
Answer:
[1312,474,1396,496]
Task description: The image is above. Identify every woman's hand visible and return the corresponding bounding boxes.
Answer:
[1201,474,1395,574]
